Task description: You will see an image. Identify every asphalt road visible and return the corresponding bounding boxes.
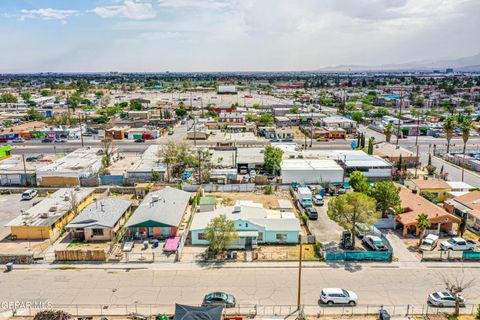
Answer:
[0,266,478,310]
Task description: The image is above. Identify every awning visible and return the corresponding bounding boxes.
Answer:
[164,236,180,252]
[238,231,259,238]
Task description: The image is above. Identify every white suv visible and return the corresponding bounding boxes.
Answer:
[320,288,358,306]
[21,189,38,200]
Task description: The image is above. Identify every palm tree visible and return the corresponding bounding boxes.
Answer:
[384,123,394,143]
[416,213,431,246]
[461,115,473,155]
[443,116,457,154]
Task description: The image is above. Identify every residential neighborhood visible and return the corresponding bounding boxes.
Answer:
[1,1,480,319]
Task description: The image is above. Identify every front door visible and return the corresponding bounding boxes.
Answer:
[245,237,253,250]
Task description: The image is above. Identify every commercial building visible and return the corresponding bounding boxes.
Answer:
[36,147,109,187]
[373,142,419,168]
[125,145,167,183]
[280,159,344,185]
[0,154,60,186]
[66,198,132,241]
[7,188,95,239]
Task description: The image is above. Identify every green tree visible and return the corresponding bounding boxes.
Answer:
[157,141,195,182]
[289,107,299,114]
[349,171,369,193]
[384,123,394,143]
[376,107,389,117]
[369,181,401,218]
[204,215,238,255]
[245,113,258,122]
[1,93,17,103]
[258,113,274,126]
[21,92,31,101]
[40,90,50,97]
[130,101,143,111]
[264,146,283,175]
[175,108,187,118]
[461,115,473,155]
[367,136,375,155]
[327,192,379,247]
[25,107,45,121]
[66,92,82,112]
[351,111,364,123]
[415,213,431,246]
[443,116,457,154]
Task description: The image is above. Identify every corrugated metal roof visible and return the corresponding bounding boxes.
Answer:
[66,198,132,229]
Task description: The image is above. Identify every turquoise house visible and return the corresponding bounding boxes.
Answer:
[190,205,300,249]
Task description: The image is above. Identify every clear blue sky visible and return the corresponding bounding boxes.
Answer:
[1,0,479,72]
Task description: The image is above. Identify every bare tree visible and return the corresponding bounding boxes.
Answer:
[100,138,115,167]
[441,272,475,315]
[68,191,79,216]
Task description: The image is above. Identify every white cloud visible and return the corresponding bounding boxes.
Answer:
[20,8,79,24]
[158,0,229,9]
[93,0,156,20]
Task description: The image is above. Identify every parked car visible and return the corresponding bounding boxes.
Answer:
[313,195,324,206]
[428,291,465,307]
[305,207,318,220]
[168,130,174,135]
[21,189,38,201]
[54,138,67,143]
[134,139,146,143]
[202,292,236,308]
[355,223,372,239]
[270,138,280,142]
[0,137,8,143]
[12,138,25,143]
[440,237,477,251]
[419,234,439,252]
[320,288,358,306]
[41,138,53,143]
[362,235,388,251]
[282,138,293,142]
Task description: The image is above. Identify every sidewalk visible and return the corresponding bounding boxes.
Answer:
[9,259,480,271]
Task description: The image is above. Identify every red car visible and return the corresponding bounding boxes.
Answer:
[134,139,145,143]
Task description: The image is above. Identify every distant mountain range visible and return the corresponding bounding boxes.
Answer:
[317,52,480,72]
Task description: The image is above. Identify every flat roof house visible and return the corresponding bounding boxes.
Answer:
[190,204,301,249]
[66,198,132,241]
[396,187,460,237]
[125,187,191,239]
[36,147,107,187]
[7,188,95,239]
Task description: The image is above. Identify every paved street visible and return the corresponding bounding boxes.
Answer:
[0,265,479,309]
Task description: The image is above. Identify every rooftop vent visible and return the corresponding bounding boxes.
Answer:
[40,212,49,218]
[233,205,241,213]
[49,206,58,212]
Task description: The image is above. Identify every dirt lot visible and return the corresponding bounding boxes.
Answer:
[207,190,294,210]
[256,244,318,261]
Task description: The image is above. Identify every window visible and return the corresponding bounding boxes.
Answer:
[245,223,249,228]
[258,232,263,241]
[92,228,104,236]
[276,234,287,241]
[198,233,206,240]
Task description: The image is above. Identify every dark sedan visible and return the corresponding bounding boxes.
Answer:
[202,292,236,308]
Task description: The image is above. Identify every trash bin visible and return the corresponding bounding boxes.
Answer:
[379,309,390,320]
[6,262,13,272]
[143,240,149,249]
[153,239,159,248]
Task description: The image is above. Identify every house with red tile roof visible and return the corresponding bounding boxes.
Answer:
[396,186,461,237]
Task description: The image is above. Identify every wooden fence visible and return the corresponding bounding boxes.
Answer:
[54,249,106,261]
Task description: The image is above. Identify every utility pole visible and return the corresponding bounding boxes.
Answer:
[78,114,84,148]
[414,145,420,179]
[22,154,27,187]
[310,109,313,147]
[297,242,303,310]
[396,87,403,145]
[193,116,197,147]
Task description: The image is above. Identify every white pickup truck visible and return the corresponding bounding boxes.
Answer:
[440,237,477,251]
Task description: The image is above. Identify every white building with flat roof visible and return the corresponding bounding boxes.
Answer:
[280,159,344,184]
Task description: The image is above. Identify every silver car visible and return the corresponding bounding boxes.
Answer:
[428,291,465,307]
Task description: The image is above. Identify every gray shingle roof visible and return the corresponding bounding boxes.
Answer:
[125,187,191,228]
[66,198,132,229]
